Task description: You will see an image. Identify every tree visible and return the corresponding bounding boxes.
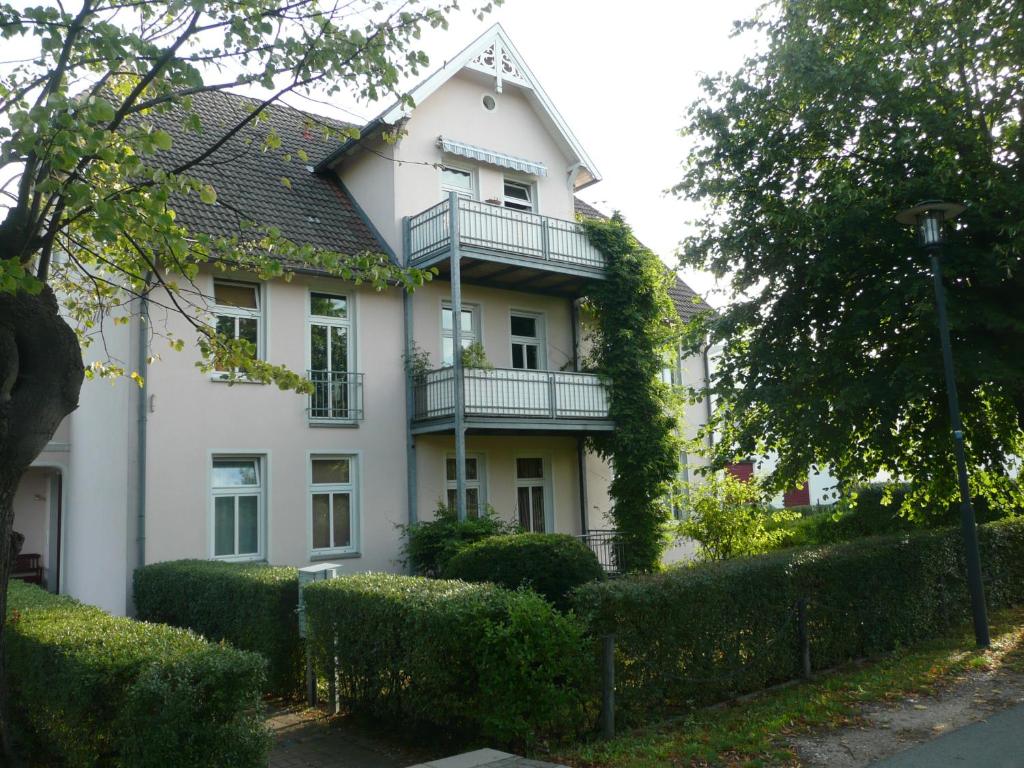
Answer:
[676,0,1024,519]
[0,0,491,755]
[584,214,683,571]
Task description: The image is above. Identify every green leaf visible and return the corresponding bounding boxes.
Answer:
[199,185,217,205]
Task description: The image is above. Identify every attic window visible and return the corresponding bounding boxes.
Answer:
[482,94,496,111]
[503,180,533,212]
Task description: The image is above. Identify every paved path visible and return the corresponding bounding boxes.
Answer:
[870,703,1024,768]
[268,703,420,768]
[267,704,566,768]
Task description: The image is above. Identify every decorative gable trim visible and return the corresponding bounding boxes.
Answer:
[376,23,600,190]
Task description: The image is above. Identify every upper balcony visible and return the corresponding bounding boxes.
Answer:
[404,196,607,296]
[412,367,613,435]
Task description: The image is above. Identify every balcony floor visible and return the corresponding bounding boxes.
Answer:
[411,414,615,436]
[422,250,602,298]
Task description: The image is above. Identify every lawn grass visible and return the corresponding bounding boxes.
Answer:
[547,605,1024,768]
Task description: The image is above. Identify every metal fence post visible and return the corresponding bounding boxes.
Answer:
[601,634,615,740]
[797,597,811,679]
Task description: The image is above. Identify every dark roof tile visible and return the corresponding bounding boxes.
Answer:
[149,91,381,257]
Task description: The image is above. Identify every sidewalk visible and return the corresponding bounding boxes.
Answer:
[870,703,1024,768]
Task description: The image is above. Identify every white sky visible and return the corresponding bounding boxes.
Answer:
[340,0,766,305]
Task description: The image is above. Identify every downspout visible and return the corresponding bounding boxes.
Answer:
[702,340,713,451]
[135,278,151,577]
[571,298,589,535]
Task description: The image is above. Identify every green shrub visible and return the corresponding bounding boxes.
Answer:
[678,473,800,559]
[400,503,518,576]
[304,573,594,745]
[133,559,300,695]
[444,533,605,608]
[5,581,269,767]
[574,517,1024,718]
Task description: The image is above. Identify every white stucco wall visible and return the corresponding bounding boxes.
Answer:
[62,316,138,614]
[141,270,410,574]
[340,70,580,252]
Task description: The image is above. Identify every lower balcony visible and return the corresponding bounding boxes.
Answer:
[307,370,364,424]
[411,367,613,434]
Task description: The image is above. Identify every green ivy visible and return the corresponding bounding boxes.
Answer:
[583,214,683,572]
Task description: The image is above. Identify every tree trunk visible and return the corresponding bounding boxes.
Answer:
[0,287,84,761]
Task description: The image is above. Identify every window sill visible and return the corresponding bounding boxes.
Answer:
[211,554,265,563]
[209,374,266,385]
[309,550,361,561]
[307,419,361,429]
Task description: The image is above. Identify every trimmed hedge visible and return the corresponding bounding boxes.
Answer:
[133,559,300,695]
[444,533,605,608]
[304,573,594,745]
[5,581,269,767]
[574,518,1024,718]
[401,505,519,576]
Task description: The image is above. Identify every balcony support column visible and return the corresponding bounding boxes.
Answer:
[577,436,589,535]
[449,191,468,521]
[399,219,415,528]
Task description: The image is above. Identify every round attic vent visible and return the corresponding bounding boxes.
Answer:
[482,94,497,111]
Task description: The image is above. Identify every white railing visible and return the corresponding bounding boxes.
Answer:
[406,197,607,271]
[413,367,610,422]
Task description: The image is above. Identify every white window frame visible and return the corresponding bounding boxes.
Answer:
[307,453,360,557]
[502,178,535,212]
[440,163,476,200]
[209,454,266,562]
[445,452,488,517]
[211,279,264,380]
[441,300,482,367]
[306,290,356,423]
[509,310,546,371]
[514,454,553,533]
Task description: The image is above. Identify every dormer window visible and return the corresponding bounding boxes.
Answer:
[503,179,533,212]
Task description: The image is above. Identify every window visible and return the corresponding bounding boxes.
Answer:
[445,454,486,518]
[310,456,357,554]
[441,165,475,199]
[660,350,682,387]
[503,179,533,212]
[212,280,262,374]
[515,457,549,533]
[672,449,690,520]
[510,312,544,370]
[308,292,354,420]
[441,302,480,366]
[211,457,263,560]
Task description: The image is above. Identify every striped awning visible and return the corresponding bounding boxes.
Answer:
[438,137,547,177]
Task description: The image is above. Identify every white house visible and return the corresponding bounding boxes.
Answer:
[11,25,711,614]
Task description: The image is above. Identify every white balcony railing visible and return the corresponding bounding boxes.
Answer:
[413,367,610,423]
[406,197,607,272]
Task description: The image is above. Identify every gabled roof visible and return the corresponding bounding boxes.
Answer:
[317,24,601,190]
[573,196,709,322]
[150,91,381,260]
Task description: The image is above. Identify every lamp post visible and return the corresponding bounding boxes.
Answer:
[896,200,990,648]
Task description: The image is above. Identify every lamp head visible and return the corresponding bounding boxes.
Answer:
[896,200,966,247]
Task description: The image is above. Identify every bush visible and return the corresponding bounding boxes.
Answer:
[445,533,605,608]
[134,559,300,695]
[679,473,800,559]
[304,573,594,745]
[573,517,1024,718]
[400,503,518,576]
[5,581,269,767]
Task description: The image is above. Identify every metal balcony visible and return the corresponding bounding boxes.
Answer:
[307,370,364,423]
[411,366,613,434]
[404,197,607,295]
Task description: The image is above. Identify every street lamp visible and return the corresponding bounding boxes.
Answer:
[896,200,990,648]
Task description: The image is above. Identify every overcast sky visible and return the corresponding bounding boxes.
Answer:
[327,0,767,305]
